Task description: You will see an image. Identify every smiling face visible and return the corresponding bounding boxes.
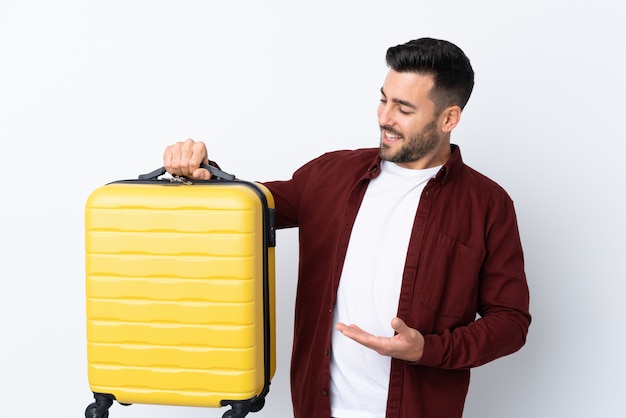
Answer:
[377,70,458,169]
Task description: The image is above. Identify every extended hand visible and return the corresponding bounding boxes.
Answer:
[335,317,425,363]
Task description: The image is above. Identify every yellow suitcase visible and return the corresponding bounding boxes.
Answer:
[84,165,276,418]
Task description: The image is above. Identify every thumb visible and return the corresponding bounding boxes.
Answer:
[391,317,410,335]
[192,167,212,180]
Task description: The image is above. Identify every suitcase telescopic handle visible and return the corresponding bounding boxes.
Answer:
[138,163,236,181]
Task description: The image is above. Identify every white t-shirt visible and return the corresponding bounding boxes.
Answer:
[330,161,441,418]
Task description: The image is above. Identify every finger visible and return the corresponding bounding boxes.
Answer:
[184,140,208,174]
[164,140,190,176]
[335,322,348,333]
[163,143,178,175]
[390,317,425,362]
[336,322,366,335]
[164,139,208,177]
[336,323,381,350]
[391,317,423,343]
[391,317,410,335]
[191,167,212,180]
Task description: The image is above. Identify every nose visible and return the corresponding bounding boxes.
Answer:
[377,101,394,127]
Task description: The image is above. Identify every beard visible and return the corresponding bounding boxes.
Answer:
[379,119,441,164]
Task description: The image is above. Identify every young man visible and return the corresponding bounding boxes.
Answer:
[163,38,531,418]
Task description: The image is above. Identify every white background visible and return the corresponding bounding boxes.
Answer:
[1,1,625,417]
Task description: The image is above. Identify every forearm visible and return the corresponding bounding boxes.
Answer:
[417,304,531,369]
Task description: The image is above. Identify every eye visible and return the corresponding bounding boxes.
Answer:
[399,107,413,115]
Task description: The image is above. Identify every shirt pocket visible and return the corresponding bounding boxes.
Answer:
[419,234,486,319]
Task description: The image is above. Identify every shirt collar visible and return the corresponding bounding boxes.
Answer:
[435,144,464,186]
[365,144,464,184]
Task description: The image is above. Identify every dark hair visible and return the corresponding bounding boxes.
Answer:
[386,37,474,111]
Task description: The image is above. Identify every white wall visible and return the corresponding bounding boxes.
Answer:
[1,1,624,417]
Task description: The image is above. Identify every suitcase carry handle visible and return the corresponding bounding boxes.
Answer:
[138,163,236,181]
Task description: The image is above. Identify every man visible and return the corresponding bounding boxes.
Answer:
[163,37,531,418]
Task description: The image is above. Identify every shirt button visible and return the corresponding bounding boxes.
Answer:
[322,389,328,397]
[324,349,329,356]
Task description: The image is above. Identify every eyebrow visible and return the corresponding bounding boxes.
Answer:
[380,87,417,110]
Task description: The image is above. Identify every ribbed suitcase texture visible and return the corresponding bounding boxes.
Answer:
[84,174,275,416]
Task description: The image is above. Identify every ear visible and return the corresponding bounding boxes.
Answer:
[439,105,462,133]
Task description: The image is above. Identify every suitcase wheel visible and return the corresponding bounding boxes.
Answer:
[85,393,115,418]
[250,398,265,412]
[84,402,108,418]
